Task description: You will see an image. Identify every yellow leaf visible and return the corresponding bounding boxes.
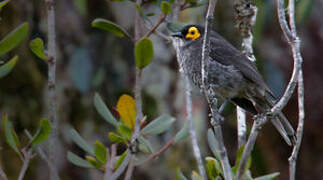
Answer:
[117,94,136,129]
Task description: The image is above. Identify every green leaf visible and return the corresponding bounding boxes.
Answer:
[91,18,130,38]
[94,93,118,127]
[86,155,102,169]
[29,38,48,61]
[134,37,154,69]
[141,114,175,136]
[0,0,10,10]
[70,129,94,156]
[0,55,18,79]
[176,169,188,180]
[206,157,222,180]
[191,171,203,180]
[2,114,20,155]
[174,121,189,143]
[31,118,51,146]
[94,140,107,164]
[0,22,28,55]
[254,172,280,180]
[115,150,128,169]
[108,132,127,143]
[67,151,94,168]
[160,1,172,15]
[117,124,132,140]
[233,145,252,174]
[207,129,220,160]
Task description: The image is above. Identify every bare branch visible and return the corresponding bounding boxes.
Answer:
[143,14,166,38]
[124,155,136,180]
[236,115,268,179]
[285,0,305,179]
[201,1,232,179]
[45,0,60,179]
[271,0,301,114]
[137,139,174,166]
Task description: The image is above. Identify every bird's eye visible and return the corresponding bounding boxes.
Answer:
[190,31,195,35]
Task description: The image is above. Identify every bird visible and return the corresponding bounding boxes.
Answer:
[171,24,296,146]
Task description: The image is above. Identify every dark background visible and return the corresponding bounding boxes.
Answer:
[0,0,321,179]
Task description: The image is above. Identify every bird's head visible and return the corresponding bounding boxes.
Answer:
[171,25,204,47]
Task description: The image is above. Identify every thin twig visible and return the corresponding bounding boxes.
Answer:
[46,0,59,179]
[137,139,174,166]
[104,147,113,180]
[201,1,233,180]
[234,0,258,148]
[0,167,8,180]
[236,115,268,179]
[271,0,300,115]
[286,0,305,179]
[143,14,166,38]
[18,149,35,180]
[24,130,60,180]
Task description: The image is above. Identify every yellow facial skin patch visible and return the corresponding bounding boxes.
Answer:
[185,26,201,40]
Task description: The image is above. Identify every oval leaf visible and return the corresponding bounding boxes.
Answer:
[117,124,132,140]
[94,93,118,127]
[141,114,175,136]
[0,22,28,55]
[117,94,136,129]
[29,38,48,60]
[70,129,94,155]
[86,155,102,169]
[91,18,130,38]
[134,37,154,69]
[31,118,51,146]
[94,140,107,164]
[174,121,189,143]
[205,157,222,179]
[108,132,126,143]
[67,151,94,168]
[160,1,172,15]
[0,55,18,79]
[114,150,128,169]
[2,114,20,155]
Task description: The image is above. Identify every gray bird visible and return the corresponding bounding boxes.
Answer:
[171,25,296,146]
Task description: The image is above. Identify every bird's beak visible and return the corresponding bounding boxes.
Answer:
[171,32,183,38]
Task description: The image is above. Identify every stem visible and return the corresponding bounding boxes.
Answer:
[46,0,59,179]
[111,150,132,180]
[124,155,136,180]
[143,14,166,38]
[286,0,305,179]
[18,149,35,180]
[236,115,268,179]
[201,1,232,179]
[237,107,247,147]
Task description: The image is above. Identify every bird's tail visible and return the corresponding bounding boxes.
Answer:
[270,112,296,146]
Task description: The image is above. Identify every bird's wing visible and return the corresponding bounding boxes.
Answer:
[209,32,275,98]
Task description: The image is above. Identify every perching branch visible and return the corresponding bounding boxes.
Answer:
[285,0,305,179]
[234,0,258,148]
[201,1,233,180]
[45,0,60,179]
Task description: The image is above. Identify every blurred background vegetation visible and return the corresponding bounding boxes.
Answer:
[0,0,320,179]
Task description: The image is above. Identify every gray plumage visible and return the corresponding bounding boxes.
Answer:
[171,25,296,146]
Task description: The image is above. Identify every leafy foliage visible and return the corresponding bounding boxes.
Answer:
[117,94,136,129]
[135,37,154,69]
[29,38,48,61]
[0,55,18,79]
[91,18,130,38]
[31,118,51,147]
[0,22,28,56]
